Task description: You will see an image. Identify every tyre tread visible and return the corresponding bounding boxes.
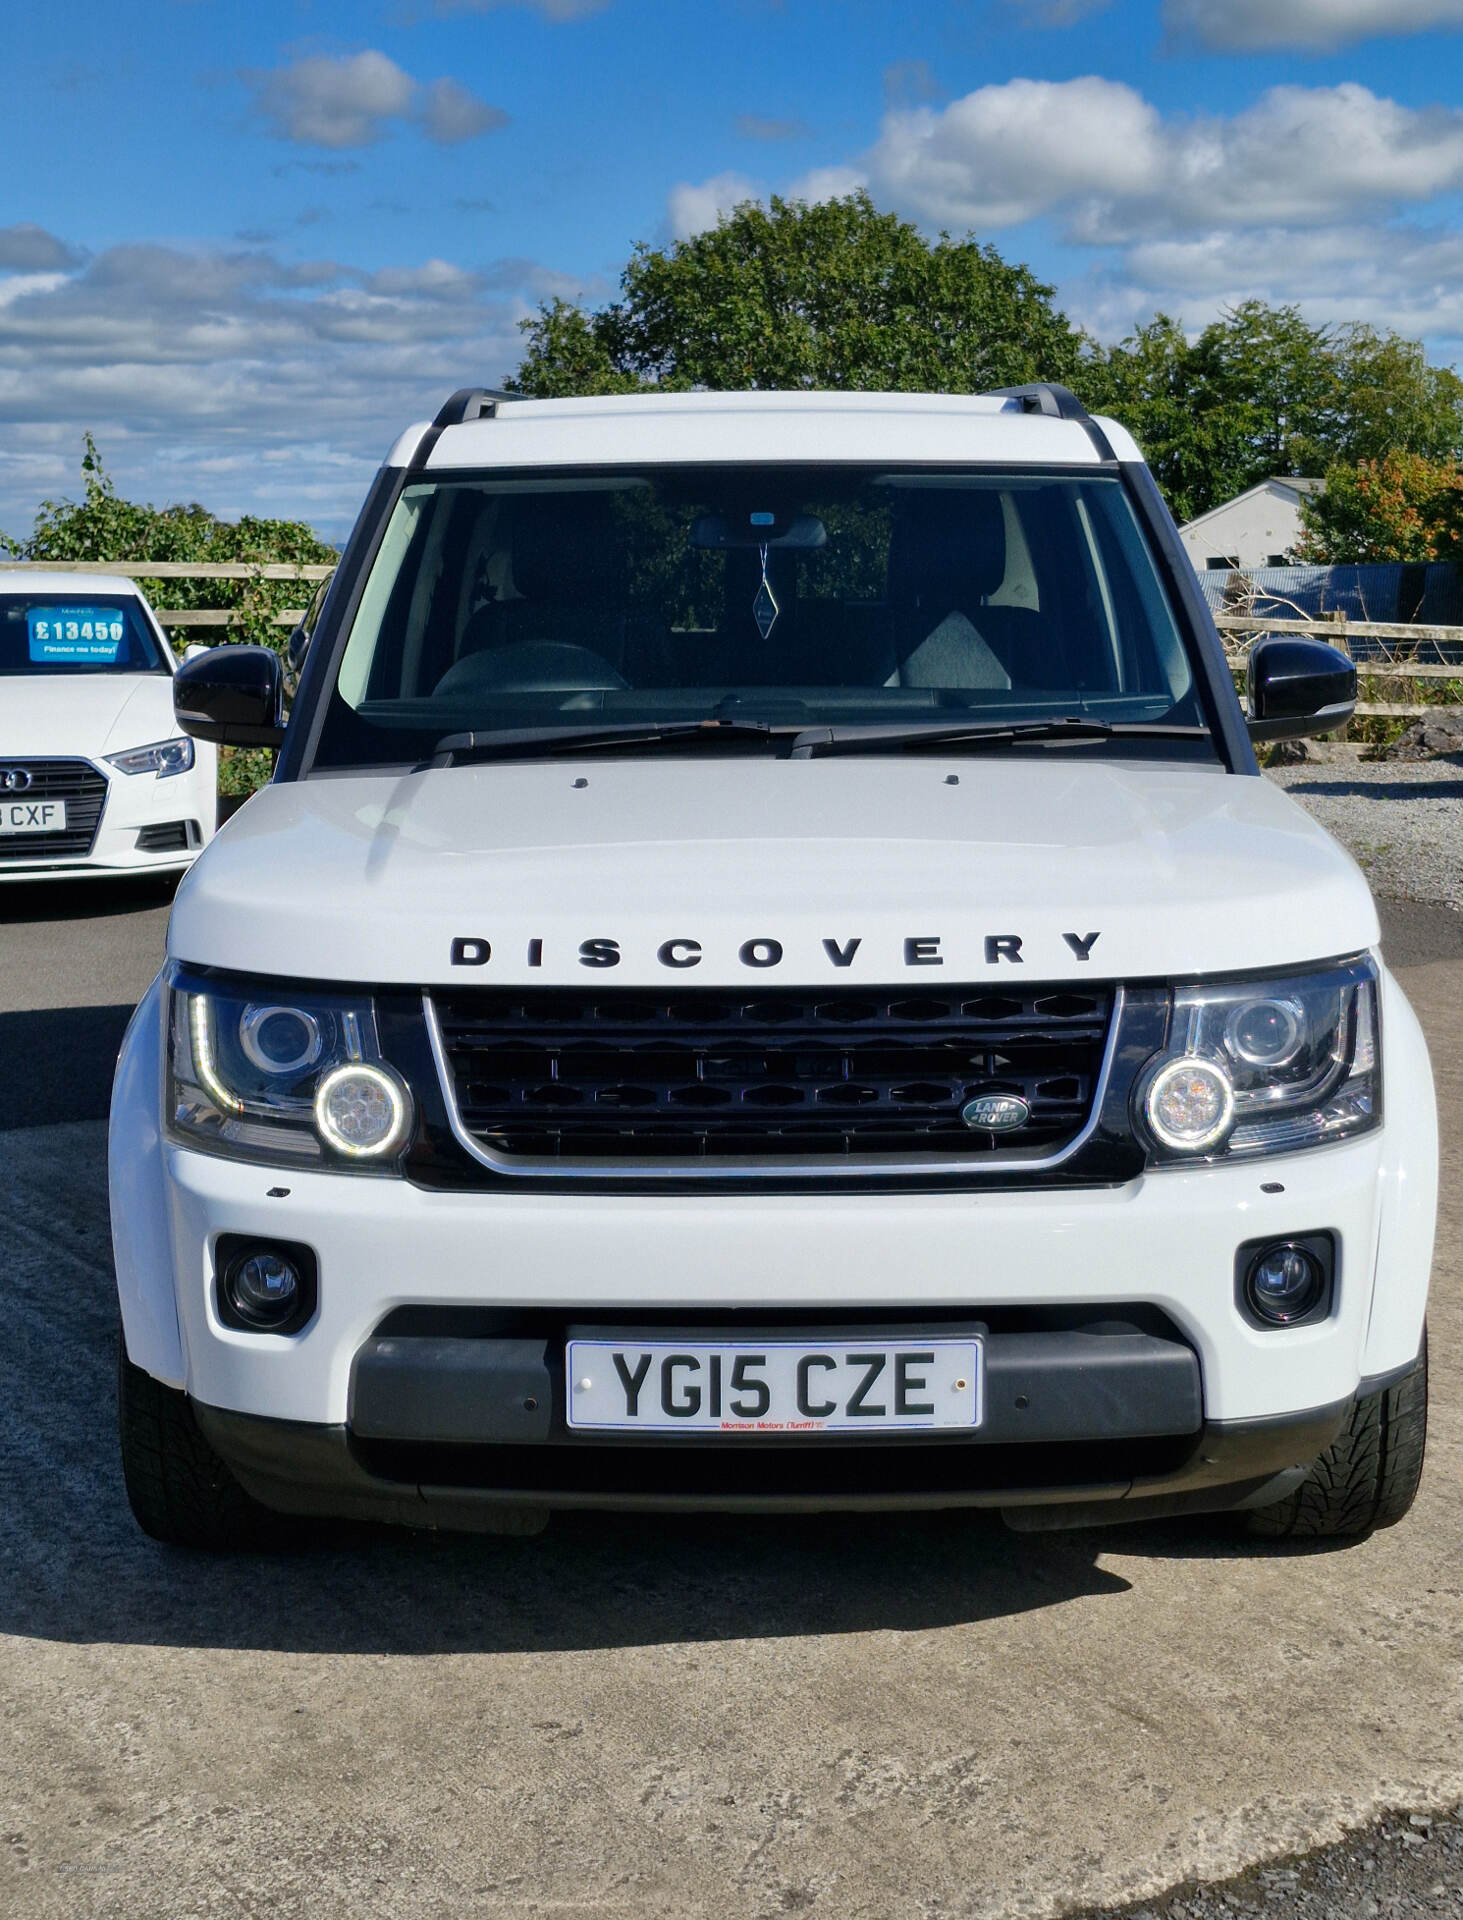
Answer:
[117,1336,285,1550]
[1246,1336,1427,1540]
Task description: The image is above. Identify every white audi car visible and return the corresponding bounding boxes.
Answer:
[0,570,217,883]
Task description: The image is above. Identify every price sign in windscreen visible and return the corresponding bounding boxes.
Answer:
[27,606,128,664]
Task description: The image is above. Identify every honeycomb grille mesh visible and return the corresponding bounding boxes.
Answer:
[432,984,1114,1163]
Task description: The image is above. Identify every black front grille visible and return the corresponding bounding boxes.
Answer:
[432,984,1114,1163]
[0,758,108,861]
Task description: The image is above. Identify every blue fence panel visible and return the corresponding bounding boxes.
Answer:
[1196,563,1463,662]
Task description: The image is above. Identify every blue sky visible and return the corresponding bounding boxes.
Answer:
[4,0,1463,538]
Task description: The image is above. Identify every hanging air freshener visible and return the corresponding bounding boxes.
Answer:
[752,541,779,639]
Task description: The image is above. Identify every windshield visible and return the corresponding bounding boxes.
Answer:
[0,592,169,676]
[311,465,1212,768]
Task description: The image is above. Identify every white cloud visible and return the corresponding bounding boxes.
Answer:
[417,76,509,143]
[1148,85,1463,233]
[0,244,582,540]
[784,164,869,205]
[870,77,1162,230]
[1094,223,1463,352]
[1165,0,1463,50]
[860,78,1463,241]
[243,51,506,150]
[666,171,765,239]
[0,223,85,272]
[246,52,413,148]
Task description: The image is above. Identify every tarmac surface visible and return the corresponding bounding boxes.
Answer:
[1,873,1460,1920]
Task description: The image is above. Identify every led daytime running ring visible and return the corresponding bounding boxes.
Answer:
[1143,1053,1236,1153]
[313,1061,412,1159]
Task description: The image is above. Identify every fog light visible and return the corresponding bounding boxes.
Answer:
[1143,1054,1235,1152]
[314,1061,412,1158]
[226,1250,301,1328]
[1246,1243,1325,1324]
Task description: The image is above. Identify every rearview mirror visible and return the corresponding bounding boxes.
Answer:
[691,511,827,550]
[173,644,285,747]
[1246,638,1356,743]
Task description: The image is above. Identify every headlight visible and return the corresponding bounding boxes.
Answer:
[106,737,195,778]
[166,967,414,1170]
[1137,956,1379,1164]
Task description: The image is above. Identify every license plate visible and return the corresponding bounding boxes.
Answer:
[566,1338,983,1434]
[0,799,65,834]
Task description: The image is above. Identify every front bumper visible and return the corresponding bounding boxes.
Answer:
[0,753,214,880]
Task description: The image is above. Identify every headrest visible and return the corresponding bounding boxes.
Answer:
[888,489,1008,611]
[508,495,626,605]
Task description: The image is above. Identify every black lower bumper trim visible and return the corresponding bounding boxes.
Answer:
[349,1325,1203,1449]
[193,1396,1351,1533]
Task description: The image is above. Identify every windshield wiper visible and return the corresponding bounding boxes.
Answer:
[788,718,1212,757]
[418,720,793,769]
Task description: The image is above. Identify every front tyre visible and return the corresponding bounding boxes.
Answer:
[117,1335,289,1550]
[1247,1337,1428,1540]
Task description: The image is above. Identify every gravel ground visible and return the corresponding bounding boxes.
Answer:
[1070,1804,1463,1920]
[1266,753,1463,911]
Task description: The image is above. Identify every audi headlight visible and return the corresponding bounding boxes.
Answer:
[1137,956,1379,1164]
[106,736,195,778]
[166,967,414,1169]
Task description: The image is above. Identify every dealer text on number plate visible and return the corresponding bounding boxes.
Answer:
[566,1338,983,1433]
[0,800,65,835]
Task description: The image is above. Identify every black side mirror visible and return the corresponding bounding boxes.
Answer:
[174,645,285,747]
[1246,638,1356,743]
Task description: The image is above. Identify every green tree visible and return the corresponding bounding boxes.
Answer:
[1,434,337,653]
[511,191,1085,397]
[1329,328,1463,467]
[1297,453,1463,564]
[1085,313,1251,523]
[1089,303,1463,523]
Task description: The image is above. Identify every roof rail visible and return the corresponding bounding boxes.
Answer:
[989,383,1090,422]
[432,387,521,428]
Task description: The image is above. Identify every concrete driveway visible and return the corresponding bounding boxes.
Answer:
[1,880,1459,1920]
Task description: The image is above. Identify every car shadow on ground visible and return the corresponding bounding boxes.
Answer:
[0,872,178,925]
[1283,777,1463,802]
[0,1004,140,1126]
[5,1488,1143,1658]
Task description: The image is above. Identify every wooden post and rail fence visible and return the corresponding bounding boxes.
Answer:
[0,559,334,633]
[5,560,1463,721]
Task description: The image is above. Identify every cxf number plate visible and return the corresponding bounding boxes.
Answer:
[0,799,65,835]
[566,1338,982,1434]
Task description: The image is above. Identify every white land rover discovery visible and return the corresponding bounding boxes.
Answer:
[109,386,1436,1548]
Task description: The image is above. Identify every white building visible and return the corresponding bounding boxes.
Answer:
[1179,477,1323,572]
